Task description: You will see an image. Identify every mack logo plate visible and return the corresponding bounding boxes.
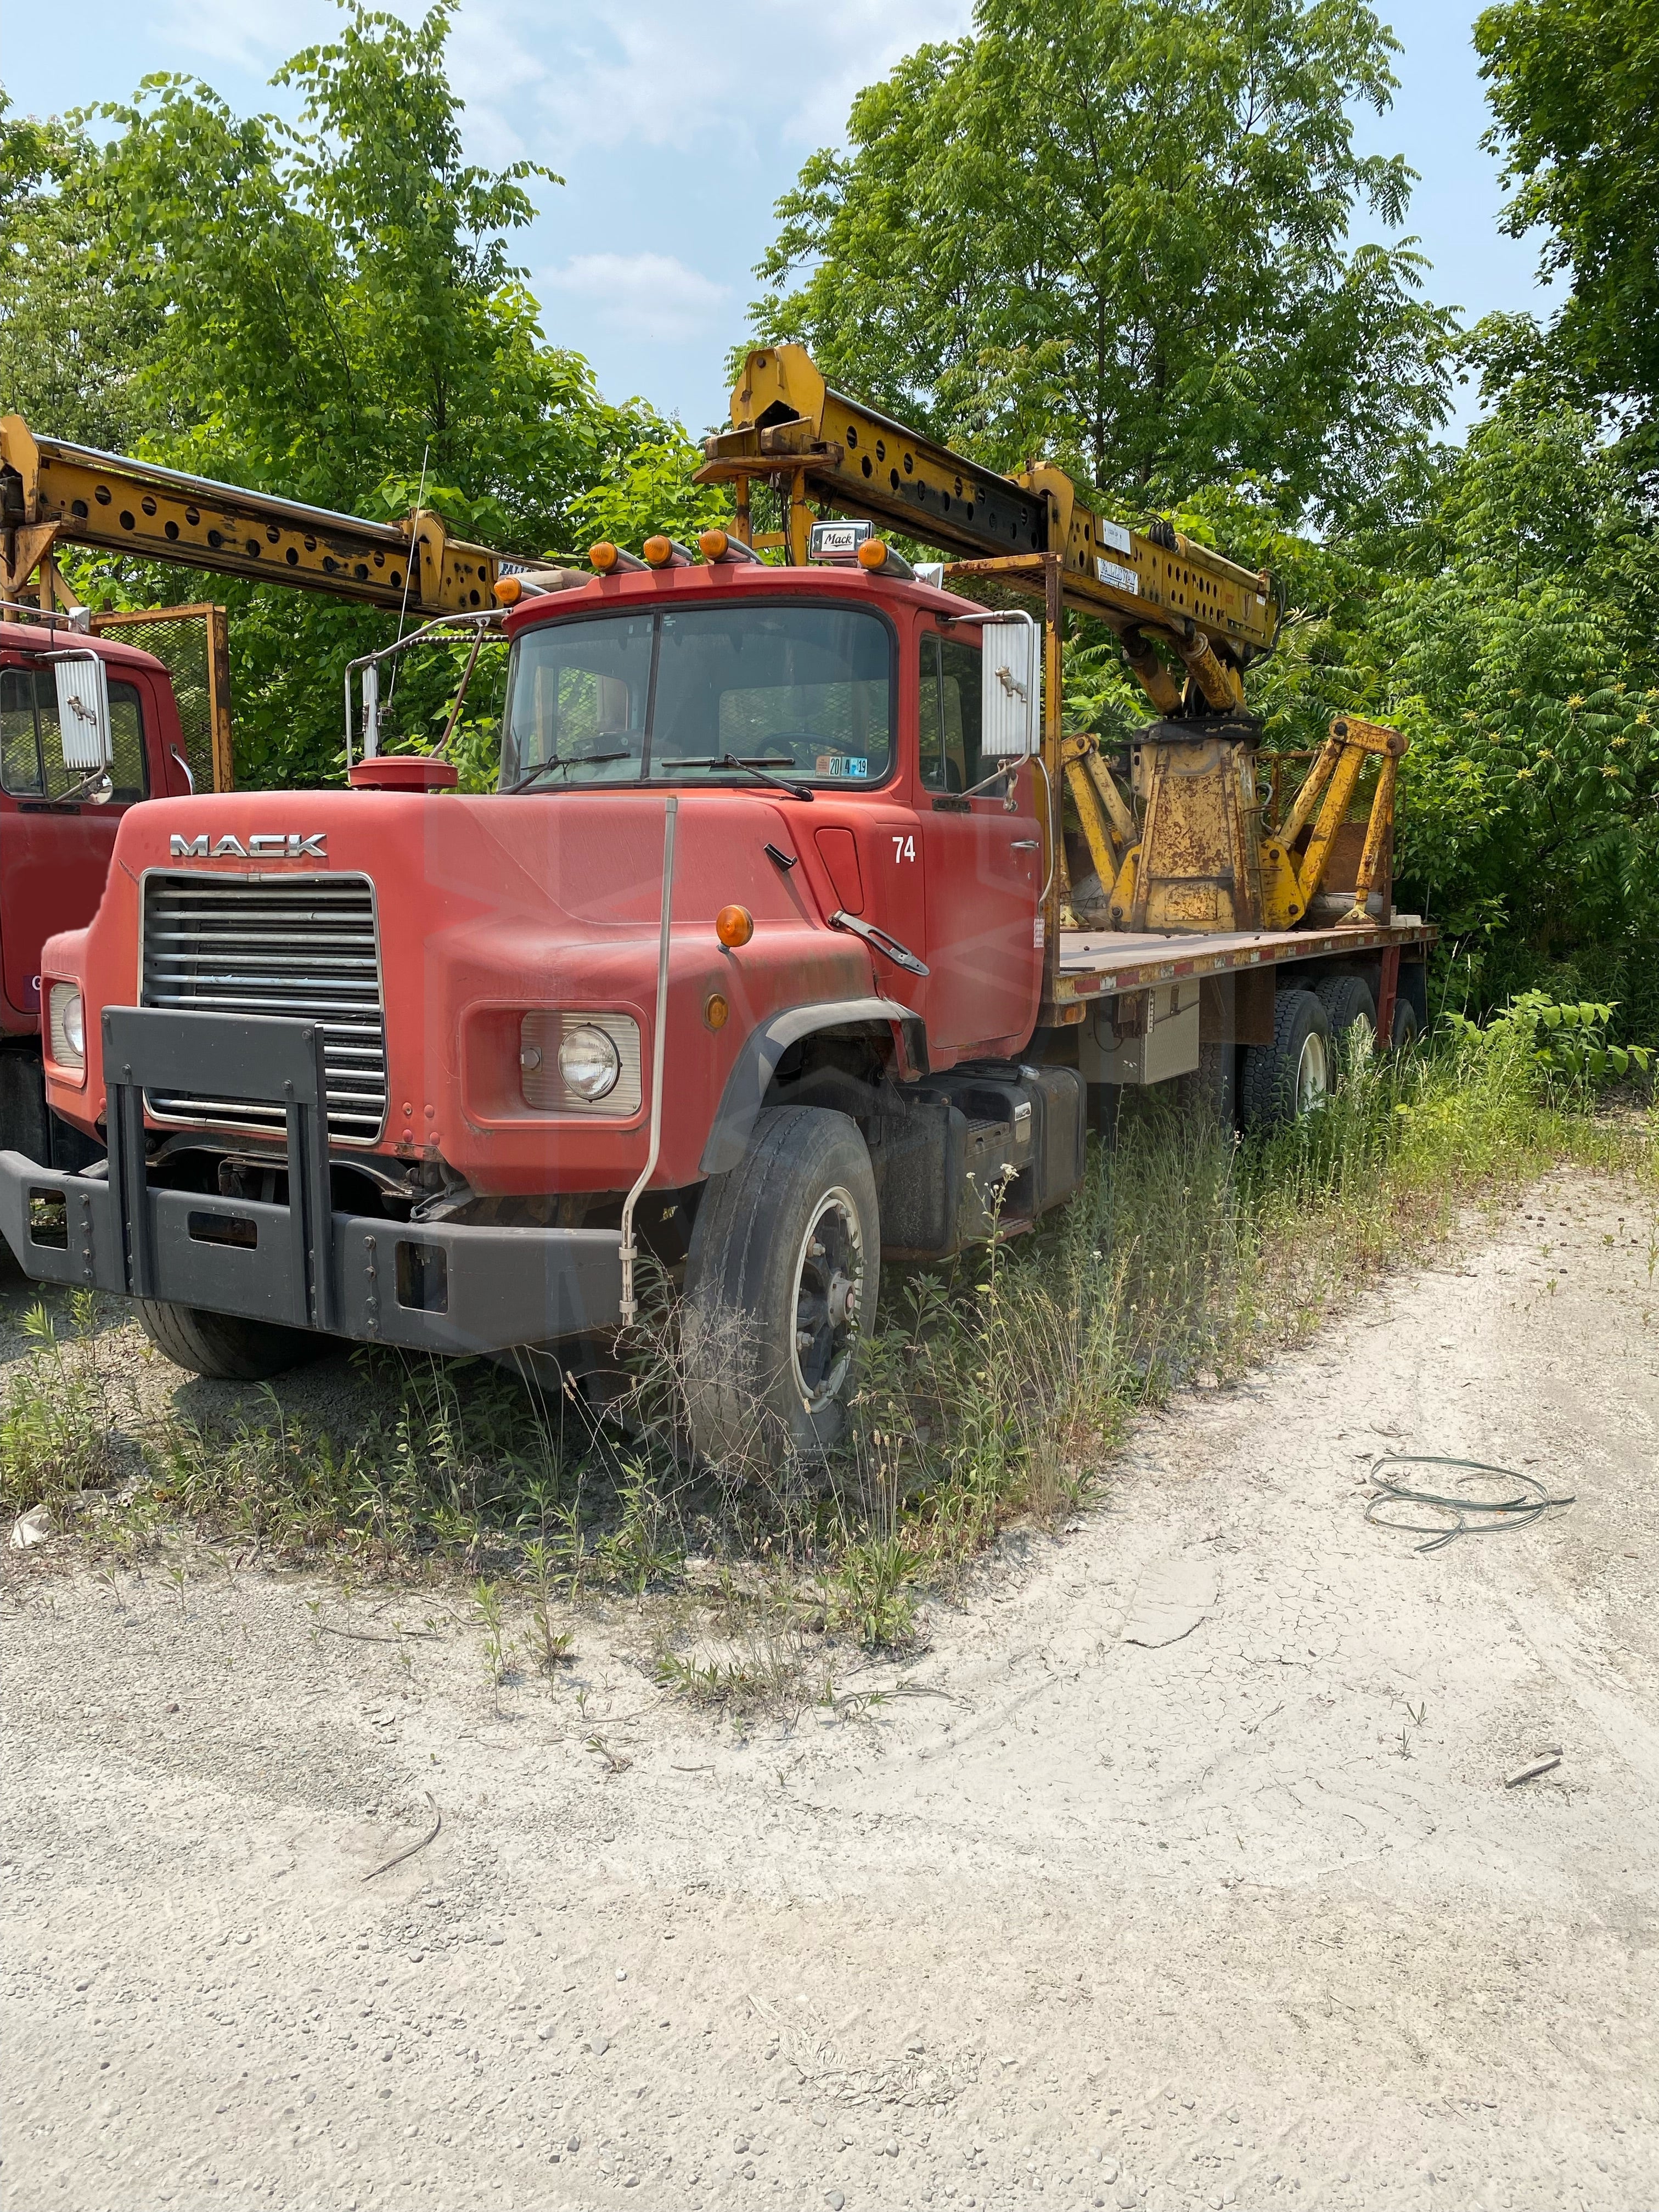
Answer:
[170,832,328,859]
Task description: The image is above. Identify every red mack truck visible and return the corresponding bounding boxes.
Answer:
[0,351,1432,1465]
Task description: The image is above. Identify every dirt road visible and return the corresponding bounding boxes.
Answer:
[3,1176,1656,2212]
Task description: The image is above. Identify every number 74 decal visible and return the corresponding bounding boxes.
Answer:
[891,835,916,863]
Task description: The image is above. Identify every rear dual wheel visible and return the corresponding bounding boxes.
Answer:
[1240,988,1331,1130]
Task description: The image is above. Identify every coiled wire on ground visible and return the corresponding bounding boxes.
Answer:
[1365,1455,1576,1554]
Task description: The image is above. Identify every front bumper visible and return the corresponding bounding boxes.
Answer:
[0,1007,623,1355]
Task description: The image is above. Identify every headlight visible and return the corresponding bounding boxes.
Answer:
[558,1023,621,1101]
[519,1012,642,1115]
[48,983,85,1070]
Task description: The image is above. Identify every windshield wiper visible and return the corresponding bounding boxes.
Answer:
[509,751,632,792]
[661,754,815,802]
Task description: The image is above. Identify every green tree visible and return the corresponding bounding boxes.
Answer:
[752,0,1456,527]
[2,3,685,787]
[1227,401,1659,1025]
[88,2,634,550]
[1475,0,1659,451]
[0,93,163,449]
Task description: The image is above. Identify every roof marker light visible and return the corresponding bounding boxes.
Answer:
[699,529,762,565]
[589,542,648,573]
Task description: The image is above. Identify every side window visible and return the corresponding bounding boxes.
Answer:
[919,631,984,793]
[0,667,43,796]
[106,681,149,801]
[0,666,147,801]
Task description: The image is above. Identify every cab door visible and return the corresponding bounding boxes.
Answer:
[916,626,1043,1056]
[0,656,167,1023]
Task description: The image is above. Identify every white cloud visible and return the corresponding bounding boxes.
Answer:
[541,251,730,343]
[149,0,972,160]
[150,0,348,75]
[520,0,972,156]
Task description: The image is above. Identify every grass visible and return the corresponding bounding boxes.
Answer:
[2,1023,1654,1701]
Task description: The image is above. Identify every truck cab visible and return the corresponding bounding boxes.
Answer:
[0,545,1085,1464]
[0,617,193,1163]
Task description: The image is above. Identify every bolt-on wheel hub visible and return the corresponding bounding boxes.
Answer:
[1295,1029,1330,1116]
[789,1186,864,1413]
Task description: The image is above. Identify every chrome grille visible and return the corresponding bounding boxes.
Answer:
[140,873,387,1144]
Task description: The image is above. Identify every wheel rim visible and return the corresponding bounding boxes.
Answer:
[1295,1030,1329,1116]
[789,1186,865,1413]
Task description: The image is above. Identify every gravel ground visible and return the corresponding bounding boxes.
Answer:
[2,1174,1657,2212]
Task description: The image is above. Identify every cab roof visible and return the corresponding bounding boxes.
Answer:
[501,554,992,638]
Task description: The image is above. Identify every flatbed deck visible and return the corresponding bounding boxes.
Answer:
[1043,914,1435,1011]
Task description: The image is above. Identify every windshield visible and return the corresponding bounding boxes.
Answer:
[500,602,893,791]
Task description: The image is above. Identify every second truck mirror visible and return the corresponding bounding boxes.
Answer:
[981,621,1039,758]
[53,655,113,774]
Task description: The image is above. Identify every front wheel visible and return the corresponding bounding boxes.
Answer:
[682,1106,879,1470]
[137,1300,324,1381]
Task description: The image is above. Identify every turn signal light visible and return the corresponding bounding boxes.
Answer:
[715,904,754,949]
[856,538,889,570]
[493,574,523,605]
[589,541,620,572]
[704,993,730,1031]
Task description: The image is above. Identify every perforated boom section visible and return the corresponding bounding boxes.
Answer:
[140,873,387,1144]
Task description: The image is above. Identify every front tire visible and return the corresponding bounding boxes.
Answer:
[137,1300,322,1381]
[1240,988,1332,1130]
[682,1106,879,1470]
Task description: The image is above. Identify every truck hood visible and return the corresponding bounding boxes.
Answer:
[48,786,890,1194]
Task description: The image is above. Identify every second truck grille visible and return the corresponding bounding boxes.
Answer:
[140,873,388,1144]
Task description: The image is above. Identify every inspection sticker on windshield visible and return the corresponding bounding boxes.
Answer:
[817,756,870,778]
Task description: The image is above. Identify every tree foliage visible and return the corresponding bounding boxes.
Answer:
[0,3,708,786]
[0,93,162,450]
[753,0,1456,527]
[1475,0,1659,452]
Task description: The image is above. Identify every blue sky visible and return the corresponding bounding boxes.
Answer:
[3,0,1550,439]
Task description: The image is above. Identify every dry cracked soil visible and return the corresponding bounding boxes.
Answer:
[2,1174,1657,2212]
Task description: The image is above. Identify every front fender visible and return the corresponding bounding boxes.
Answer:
[699,996,927,1175]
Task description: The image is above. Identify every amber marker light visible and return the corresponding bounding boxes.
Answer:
[643,536,673,567]
[493,574,523,605]
[589,541,620,572]
[699,529,729,561]
[704,992,730,1031]
[856,537,890,570]
[715,904,754,949]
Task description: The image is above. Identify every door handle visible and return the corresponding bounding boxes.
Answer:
[1010,838,1039,850]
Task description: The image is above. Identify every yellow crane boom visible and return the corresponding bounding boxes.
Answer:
[700,344,1403,944]
[0,416,504,618]
[697,343,1279,717]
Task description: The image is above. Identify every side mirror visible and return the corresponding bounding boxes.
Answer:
[54,654,113,775]
[980,617,1039,758]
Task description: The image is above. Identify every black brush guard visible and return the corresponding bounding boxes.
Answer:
[0,1009,623,1353]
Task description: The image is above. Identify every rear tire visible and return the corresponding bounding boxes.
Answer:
[682,1105,879,1470]
[136,1300,322,1381]
[1174,1040,1238,1129]
[1240,989,1331,1130]
[1391,995,1421,1049]
[1314,973,1376,1068]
